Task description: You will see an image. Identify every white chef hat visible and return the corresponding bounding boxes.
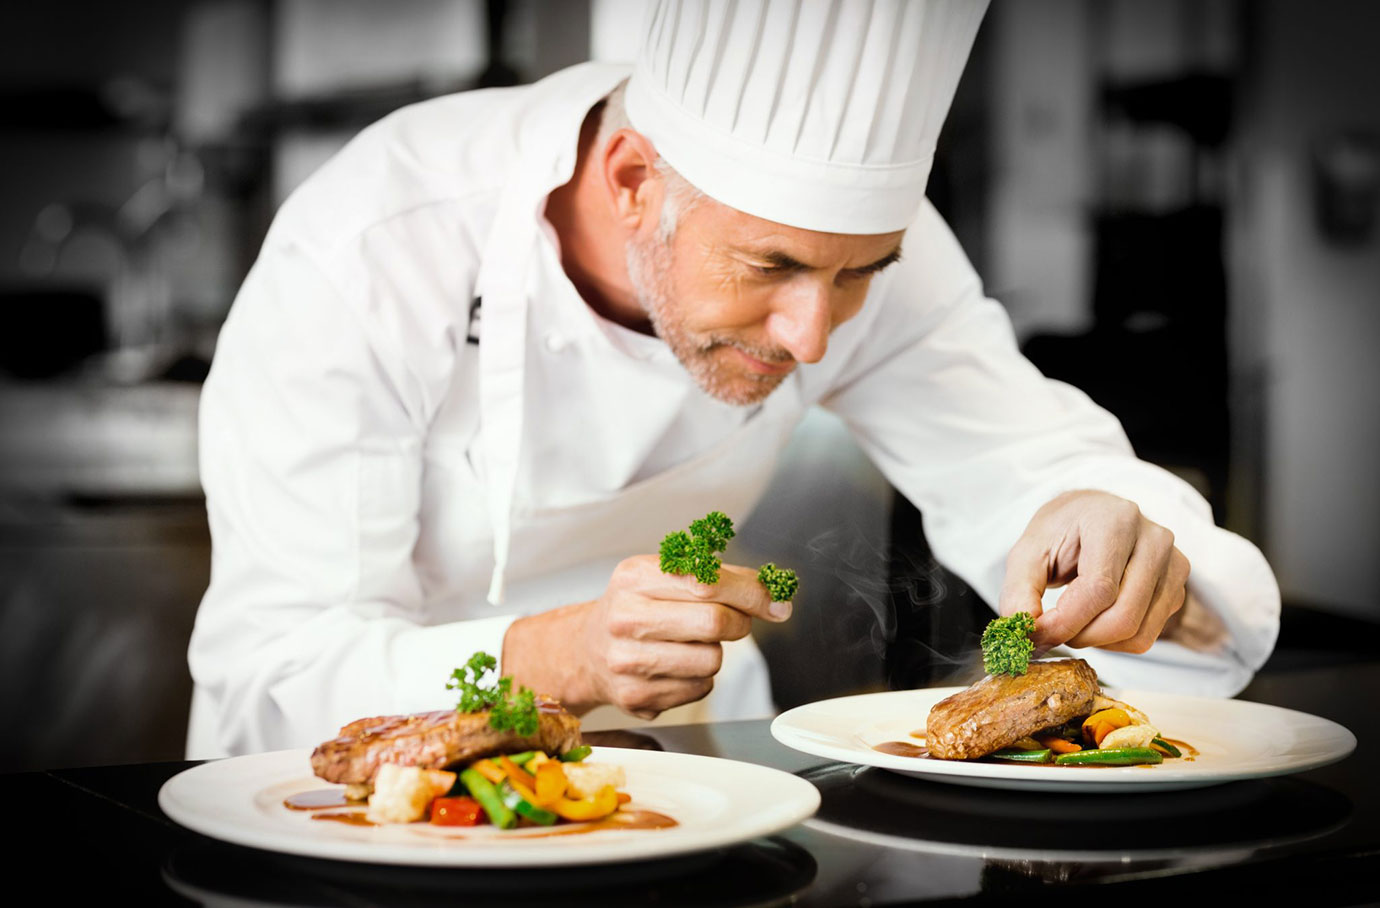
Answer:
[624,0,990,235]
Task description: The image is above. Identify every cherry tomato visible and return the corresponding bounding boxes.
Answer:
[430,796,484,826]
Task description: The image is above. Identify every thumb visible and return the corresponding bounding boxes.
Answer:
[998,542,1048,621]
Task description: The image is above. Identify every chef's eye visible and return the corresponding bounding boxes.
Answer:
[750,264,784,276]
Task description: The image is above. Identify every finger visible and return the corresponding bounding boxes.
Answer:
[1098,547,1190,654]
[609,599,751,643]
[605,639,724,679]
[998,538,1052,621]
[1063,526,1173,649]
[622,558,787,621]
[710,563,787,620]
[1030,516,1139,647]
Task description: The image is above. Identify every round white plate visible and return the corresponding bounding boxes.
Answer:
[770,688,1356,793]
[159,746,820,867]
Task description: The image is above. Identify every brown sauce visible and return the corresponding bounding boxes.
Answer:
[873,741,930,758]
[312,810,376,826]
[504,810,678,838]
[1162,737,1198,761]
[285,789,364,810]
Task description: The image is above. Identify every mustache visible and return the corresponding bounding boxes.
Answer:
[696,336,794,365]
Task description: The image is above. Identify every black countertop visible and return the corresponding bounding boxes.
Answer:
[13,662,1377,906]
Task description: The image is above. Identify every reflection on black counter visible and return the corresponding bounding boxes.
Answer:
[801,762,1351,870]
[161,834,817,908]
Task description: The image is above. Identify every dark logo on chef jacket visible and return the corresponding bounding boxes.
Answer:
[467,297,481,345]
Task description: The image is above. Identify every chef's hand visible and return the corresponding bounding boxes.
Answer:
[501,555,790,719]
[999,490,1191,654]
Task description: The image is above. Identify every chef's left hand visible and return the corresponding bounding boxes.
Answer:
[998,490,1191,653]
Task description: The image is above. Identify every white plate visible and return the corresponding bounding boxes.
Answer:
[159,746,820,867]
[771,688,1356,793]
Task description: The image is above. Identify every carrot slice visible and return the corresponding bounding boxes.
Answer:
[470,758,505,785]
[498,755,537,791]
[1035,734,1082,754]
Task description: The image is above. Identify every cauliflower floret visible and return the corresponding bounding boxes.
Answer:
[1099,724,1160,751]
[366,764,457,824]
[1091,694,1152,726]
[562,762,626,800]
[344,783,372,802]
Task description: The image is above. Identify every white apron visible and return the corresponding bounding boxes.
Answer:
[420,88,807,727]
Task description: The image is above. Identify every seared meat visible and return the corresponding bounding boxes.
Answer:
[926,659,1100,760]
[311,699,582,784]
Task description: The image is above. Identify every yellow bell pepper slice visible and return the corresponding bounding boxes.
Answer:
[1082,708,1132,747]
[534,761,568,806]
[551,784,619,822]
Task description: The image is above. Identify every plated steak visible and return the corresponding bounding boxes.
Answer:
[926,659,1100,760]
[311,699,583,784]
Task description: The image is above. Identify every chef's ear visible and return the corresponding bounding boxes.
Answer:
[602,128,664,232]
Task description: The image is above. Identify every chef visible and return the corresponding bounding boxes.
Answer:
[187,0,1279,758]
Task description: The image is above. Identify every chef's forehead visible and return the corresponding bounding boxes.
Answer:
[681,197,907,269]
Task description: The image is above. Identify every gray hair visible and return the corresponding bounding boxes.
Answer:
[596,80,705,242]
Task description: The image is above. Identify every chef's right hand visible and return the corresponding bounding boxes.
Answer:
[501,555,791,720]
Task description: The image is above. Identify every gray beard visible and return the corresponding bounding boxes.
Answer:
[624,236,787,407]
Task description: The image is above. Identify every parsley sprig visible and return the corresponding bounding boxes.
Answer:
[756,563,799,603]
[980,612,1037,676]
[446,651,539,736]
[660,511,800,603]
[659,510,736,583]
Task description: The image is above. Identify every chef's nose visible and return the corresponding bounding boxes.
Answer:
[765,282,833,365]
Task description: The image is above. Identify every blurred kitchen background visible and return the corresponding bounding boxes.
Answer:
[1,0,1377,773]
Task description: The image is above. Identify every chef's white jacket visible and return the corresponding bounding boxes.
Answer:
[186,63,1280,759]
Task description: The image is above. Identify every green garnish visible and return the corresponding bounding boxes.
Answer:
[980,612,1037,676]
[659,511,735,583]
[660,511,801,604]
[756,563,798,603]
[446,651,539,736]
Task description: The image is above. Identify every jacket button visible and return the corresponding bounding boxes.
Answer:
[544,332,566,353]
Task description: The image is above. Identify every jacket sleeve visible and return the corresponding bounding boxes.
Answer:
[188,235,514,758]
[820,203,1279,696]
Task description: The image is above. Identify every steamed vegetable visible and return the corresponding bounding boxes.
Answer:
[460,767,516,828]
[1054,747,1163,766]
[1098,723,1160,751]
[1082,707,1133,747]
[499,780,560,825]
[430,796,484,826]
[1034,734,1082,754]
[988,747,1052,763]
[980,612,1036,676]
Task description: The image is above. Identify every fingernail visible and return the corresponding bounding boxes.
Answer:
[769,600,792,620]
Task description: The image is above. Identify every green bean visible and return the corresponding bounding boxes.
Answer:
[459,767,516,828]
[988,747,1052,763]
[1151,737,1182,758]
[1054,747,1163,766]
